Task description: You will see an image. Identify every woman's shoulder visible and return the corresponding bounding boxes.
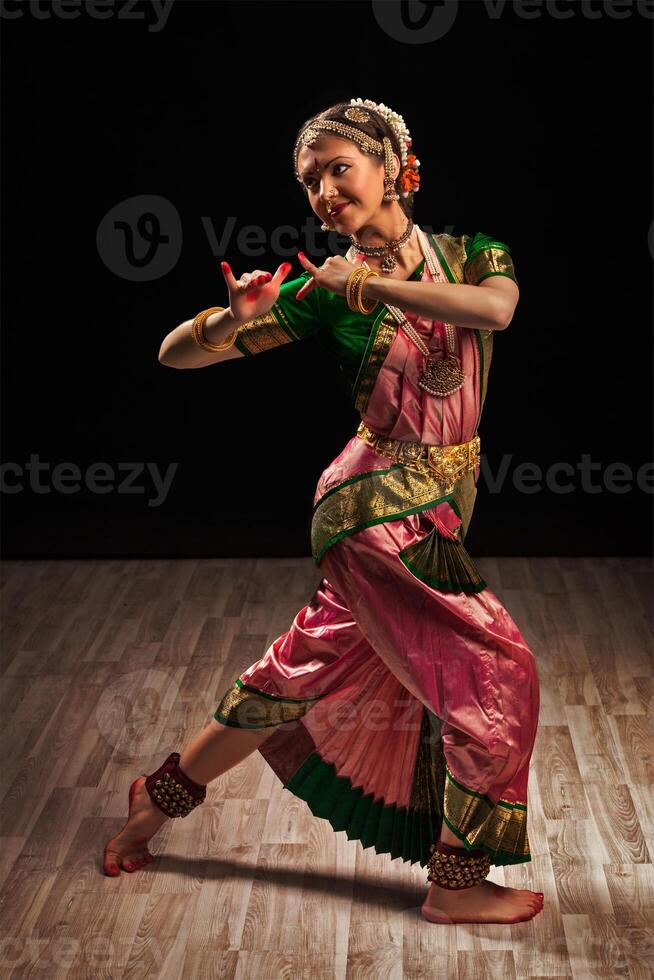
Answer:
[463,231,513,259]
[426,229,516,287]
[428,229,513,256]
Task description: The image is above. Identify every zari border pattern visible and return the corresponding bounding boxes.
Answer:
[442,764,531,862]
[472,328,494,437]
[449,469,478,541]
[465,238,517,285]
[214,678,323,729]
[234,305,301,355]
[277,707,531,867]
[352,308,398,413]
[311,464,465,566]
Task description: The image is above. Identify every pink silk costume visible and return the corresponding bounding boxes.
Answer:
[214,231,540,869]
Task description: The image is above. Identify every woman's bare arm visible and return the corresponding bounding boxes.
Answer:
[158,308,246,369]
[158,261,293,369]
[360,275,520,331]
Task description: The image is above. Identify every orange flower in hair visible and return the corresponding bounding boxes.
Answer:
[402,153,421,194]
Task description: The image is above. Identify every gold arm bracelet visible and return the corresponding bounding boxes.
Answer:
[346,267,379,314]
[346,267,370,312]
[355,269,380,314]
[191,306,239,352]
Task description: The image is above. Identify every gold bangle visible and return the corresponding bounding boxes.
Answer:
[355,269,378,314]
[191,306,239,352]
[345,266,360,310]
[348,267,379,314]
[346,267,379,314]
[345,267,361,311]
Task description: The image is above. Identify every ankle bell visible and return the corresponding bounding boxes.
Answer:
[144,752,207,818]
[426,839,491,889]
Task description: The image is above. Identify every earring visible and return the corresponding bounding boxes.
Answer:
[322,198,336,231]
[382,135,400,202]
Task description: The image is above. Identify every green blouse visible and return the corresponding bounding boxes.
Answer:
[233,231,516,399]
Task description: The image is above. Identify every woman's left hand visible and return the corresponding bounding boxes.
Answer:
[295,251,365,301]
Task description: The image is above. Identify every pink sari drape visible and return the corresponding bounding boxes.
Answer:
[215,240,540,868]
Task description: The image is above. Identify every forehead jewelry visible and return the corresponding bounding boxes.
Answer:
[293,99,420,200]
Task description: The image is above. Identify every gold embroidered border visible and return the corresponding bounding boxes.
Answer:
[235,307,299,355]
[214,678,322,729]
[443,765,530,858]
[466,248,516,286]
[311,464,467,565]
[478,329,494,416]
[432,233,468,284]
[450,469,478,542]
[353,310,398,414]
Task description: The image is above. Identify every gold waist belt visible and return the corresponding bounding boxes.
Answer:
[356,420,480,489]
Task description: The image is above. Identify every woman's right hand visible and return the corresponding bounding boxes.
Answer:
[220,260,294,322]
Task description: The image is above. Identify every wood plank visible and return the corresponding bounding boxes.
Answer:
[0,556,650,978]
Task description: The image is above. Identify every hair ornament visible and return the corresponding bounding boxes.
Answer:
[293,98,420,199]
[349,97,420,198]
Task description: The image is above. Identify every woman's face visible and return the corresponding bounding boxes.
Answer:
[296,134,398,231]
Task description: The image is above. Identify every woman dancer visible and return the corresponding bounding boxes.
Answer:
[104,99,543,925]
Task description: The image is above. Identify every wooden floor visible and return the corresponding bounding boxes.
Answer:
[0,556,652,979]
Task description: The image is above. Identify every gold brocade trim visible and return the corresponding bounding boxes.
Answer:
[311,463,467,566]
[443,765,531,858]
[449,470,478,542]
[235,308,298,355]
[409,708,446,814]
[214,678,322,729]
[434,233,469,284]
[465,247,516,286]
[478,329,494,418]
[353,310,398,414]
[311,428,480,565]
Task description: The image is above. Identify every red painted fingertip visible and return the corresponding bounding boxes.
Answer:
[221,261,231,275]
[297,251,305,261]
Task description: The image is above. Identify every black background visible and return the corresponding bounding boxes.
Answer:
[2,0,652,558]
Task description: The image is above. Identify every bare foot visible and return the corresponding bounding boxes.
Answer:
[422,878,544,924]
[103,775,170,876]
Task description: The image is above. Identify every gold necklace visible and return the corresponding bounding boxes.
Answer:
[349,219,414,274]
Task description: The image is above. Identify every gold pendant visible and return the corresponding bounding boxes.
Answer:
[380,252,396,274]
[418,353,466,397]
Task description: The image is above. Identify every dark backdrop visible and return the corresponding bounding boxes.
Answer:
[2,0,652,558]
